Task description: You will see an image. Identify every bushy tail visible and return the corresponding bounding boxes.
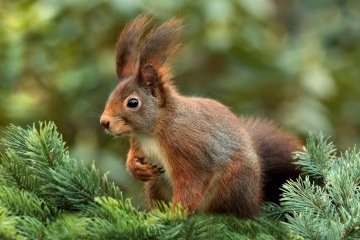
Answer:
[242,117,302,203]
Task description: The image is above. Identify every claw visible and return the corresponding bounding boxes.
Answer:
[136,157,145,163]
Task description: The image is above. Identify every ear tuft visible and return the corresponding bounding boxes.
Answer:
[139,18,183,68]
[115,15,152,79]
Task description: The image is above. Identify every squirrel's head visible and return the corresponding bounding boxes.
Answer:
[100,15,182,136]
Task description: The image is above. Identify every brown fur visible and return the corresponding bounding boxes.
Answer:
[100,15,302,218]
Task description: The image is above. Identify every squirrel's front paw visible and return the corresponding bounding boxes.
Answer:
[127,157,165,182]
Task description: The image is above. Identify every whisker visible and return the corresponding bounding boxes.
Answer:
[91,89,112,99]
[87,111,102,118]
[80,100,94,108]
[78,100,105,119]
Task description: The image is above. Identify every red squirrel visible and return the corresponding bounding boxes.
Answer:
[100,15,302,218]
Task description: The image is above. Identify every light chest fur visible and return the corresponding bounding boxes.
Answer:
[136,136,172,182]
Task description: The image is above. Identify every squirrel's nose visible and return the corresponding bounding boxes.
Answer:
[100,116,110,129]
[100,120,110,129]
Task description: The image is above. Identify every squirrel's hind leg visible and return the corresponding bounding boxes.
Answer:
[205,157,262,218]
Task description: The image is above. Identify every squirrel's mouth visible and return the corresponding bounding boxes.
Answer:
[102,119,133,138]
[105,129,131,138]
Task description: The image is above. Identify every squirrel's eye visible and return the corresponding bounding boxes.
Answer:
[127,98,139,108]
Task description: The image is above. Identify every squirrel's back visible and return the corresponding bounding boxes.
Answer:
[163,96,301,204]
[241,117,302,203]
[158,95,254,169]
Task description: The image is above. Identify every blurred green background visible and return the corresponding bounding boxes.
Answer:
[0,0,359,206]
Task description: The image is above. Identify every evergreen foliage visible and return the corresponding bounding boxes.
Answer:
[281,133,360,239]
[0,122,358,239]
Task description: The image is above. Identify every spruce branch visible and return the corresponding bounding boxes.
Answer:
[281,134,360,240]
[16,216,47,240]
[43,161,123,211]
[0,152,43,193]
[294,132,336,181]
[0,186,57,223]
[284,211,326,240]
[0,122,123,212]
[260,202,287,221]
[3,122,358,239]
[46,215,89,240]
[281,177,337,220]
[327,148,360,209]
[0,207,19,240]
[85,197,154,239]
[1,123,68,170]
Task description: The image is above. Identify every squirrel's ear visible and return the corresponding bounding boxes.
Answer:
[137,64,160,96]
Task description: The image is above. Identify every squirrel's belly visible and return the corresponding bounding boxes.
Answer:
[136,136,172,183]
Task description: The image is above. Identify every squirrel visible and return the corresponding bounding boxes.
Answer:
[100,15,302,218]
